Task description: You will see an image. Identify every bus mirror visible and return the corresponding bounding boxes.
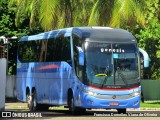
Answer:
[76,46,84,66]
[139,48,149,67]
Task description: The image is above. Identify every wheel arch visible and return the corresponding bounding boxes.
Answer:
[26,86,36,95]
[26,87,30,95]
[31,87,36,93]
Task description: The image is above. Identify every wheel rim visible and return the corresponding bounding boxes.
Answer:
[27,92,37,111]
[27,95,33,110]
[27,95,32,105]
[26,95,30,106]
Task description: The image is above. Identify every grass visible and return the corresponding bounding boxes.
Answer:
[5,103,28,110]
[49,106,68,110]
[140,101,160,108]
[5,103,68,111]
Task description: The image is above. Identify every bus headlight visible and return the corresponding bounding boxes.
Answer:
[80,87,98,96]
[130,91,141,97]
[87,91,98,96]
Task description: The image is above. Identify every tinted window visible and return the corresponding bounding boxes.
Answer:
[72,34,83,80]
[18,37,71,63]
[46,37,71,62]
[18,40,41,62]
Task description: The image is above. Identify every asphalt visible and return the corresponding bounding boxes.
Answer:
[2,99,160,119]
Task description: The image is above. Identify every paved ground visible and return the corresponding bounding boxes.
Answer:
[1,102,160,120]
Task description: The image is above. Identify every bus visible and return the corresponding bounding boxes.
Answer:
[16,27,149,114]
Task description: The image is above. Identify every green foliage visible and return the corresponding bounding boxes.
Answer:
[135,0,160,80]
[10,0,89,31]
[144,0,160,24]
[88,0,145,29]
[0,0,37,75]
[10,0,146,31]
[0,0,17,37]
[88,0,114,26]
[136,19,160,79]
[0,0,32,37]
[110,0,145,28]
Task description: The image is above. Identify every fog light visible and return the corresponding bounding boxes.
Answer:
[87,100,93,104]
[133,101,139,105]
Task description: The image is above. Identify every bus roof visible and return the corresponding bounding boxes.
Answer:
[19,27,137,43]
[19,27,79,41]
[79,27,136,43]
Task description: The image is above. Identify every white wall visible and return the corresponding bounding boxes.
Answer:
[0,58,7,110]
[6,75,16,98]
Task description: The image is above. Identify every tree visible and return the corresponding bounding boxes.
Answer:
[9,0,90,31]
[88,0,114,26]
[0,0,33,75]
[9,0,59,31]
[0,0,17,37]
[136,19,160,79]
[88,0,145,29]
[136,0,160,79]
[10,0,147,31]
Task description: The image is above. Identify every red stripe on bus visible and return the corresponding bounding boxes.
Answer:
[88,85,139,91]
[38,64,59,70]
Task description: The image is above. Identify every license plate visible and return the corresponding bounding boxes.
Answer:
[109,102,119,106]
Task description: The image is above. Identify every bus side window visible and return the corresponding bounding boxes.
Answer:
[46,37,71,65]
[18,41,39,62]
[74,45,82,80]
[73,46,78,73]
[73,34,83,81]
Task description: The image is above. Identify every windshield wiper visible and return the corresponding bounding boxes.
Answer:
[101,66,109,88]
[101,76,108,88]
[117,69,128,85]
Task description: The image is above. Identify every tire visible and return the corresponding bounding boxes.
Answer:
[69,94,80,115]
[27,91,49,111]
[69,95,76,114]
[68,94,86,115]
[27,91,37,111]
[26,94,30,108]
[117,109,126,114]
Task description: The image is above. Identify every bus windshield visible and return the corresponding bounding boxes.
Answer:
[85,42,139,88]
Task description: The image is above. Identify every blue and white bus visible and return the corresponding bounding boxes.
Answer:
[16,27,149,114]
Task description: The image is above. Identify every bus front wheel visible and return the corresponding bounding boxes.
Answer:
[69,95,78,114]
[68,94,86,114]
[117,109,126,114]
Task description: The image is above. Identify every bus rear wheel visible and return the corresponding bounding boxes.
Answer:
[27,91,48,111]
[27,91,37,111]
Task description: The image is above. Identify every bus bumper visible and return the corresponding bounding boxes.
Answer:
[79,93,140,109]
